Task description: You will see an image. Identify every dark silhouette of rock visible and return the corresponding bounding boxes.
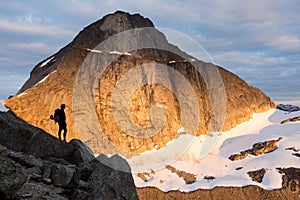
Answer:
[0,111,74,160]
[0,111,138,199]
[68,139,95,165]
[88,155,138,200]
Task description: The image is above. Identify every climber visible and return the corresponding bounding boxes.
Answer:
[50,104,67,142]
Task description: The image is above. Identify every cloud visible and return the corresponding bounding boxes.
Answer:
[8,42,59,56]
[0,18,74,37]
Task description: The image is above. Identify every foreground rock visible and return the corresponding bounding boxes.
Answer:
[0,111,138,200]
[3,11,275,154]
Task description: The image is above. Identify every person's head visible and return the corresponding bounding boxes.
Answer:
[61,104,66,110]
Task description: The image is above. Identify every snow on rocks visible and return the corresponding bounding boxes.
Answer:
[39,57,56,68]
[132,108,300,192]
[109,50,131,56]
[86,48,103,53]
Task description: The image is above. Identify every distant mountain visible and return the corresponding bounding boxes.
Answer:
[3,11,275,155]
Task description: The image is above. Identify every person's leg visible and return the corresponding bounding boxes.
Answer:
[63,127,67,141]
[58,128,62,140]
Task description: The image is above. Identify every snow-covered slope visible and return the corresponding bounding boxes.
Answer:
[131,107,300,192]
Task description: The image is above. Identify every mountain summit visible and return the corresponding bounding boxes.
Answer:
[4,11,275,155]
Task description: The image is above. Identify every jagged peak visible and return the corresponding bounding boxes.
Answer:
[72,11,154,48]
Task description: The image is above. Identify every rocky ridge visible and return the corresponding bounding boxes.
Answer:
[0,111,138,200]
[3,11,275,155]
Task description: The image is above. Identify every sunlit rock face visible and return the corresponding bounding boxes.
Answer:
[4,11,275,155]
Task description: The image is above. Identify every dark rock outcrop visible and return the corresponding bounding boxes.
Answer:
[229,137,282,161]
[0,156,28,199]
[88,155,138,200]
[0,111,74,160]
[0,111,138,199]
[3,11,275,155]
[278,167,300,193]
[280,116,300,124]
[166,165,196,184]
[277,104,300,112]
[247,168,266,183]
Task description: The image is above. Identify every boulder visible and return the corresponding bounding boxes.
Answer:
[50,163,79,187]
[68,139,95,165]
[14,181,67,200]
[88,155,138,200]
[0,156,28,199]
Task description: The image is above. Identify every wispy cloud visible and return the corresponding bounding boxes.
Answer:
[0,19,74,37]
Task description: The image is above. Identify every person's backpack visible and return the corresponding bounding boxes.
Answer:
[53,109,61,122]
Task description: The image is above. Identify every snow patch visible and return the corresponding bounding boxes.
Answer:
[169,60,176,64]
[109,51,131,56]
[123,52,132,56]
[109,50,123,55]
[132,109,300,192]
[0,100,8,111]
[40,57,56,68]
[87,49,103,54]
[17,92,27,97]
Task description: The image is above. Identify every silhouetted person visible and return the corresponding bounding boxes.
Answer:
[50,104,67,141]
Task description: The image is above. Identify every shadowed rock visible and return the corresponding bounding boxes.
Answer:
[277,167,300,193]
[247,168,266,183]
[0,111,138,200]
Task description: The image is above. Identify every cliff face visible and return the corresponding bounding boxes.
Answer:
[3,11,275,155]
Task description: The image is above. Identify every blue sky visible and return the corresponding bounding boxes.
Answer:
[0,0,299,103]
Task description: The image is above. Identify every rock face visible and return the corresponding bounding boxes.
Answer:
[0,111,138,200]
[3,11,275,155]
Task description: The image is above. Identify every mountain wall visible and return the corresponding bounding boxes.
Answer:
[3,11,275,155]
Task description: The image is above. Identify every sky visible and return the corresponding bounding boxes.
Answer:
[0,0,299,104]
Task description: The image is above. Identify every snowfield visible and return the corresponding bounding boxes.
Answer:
[132,106,300,192]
